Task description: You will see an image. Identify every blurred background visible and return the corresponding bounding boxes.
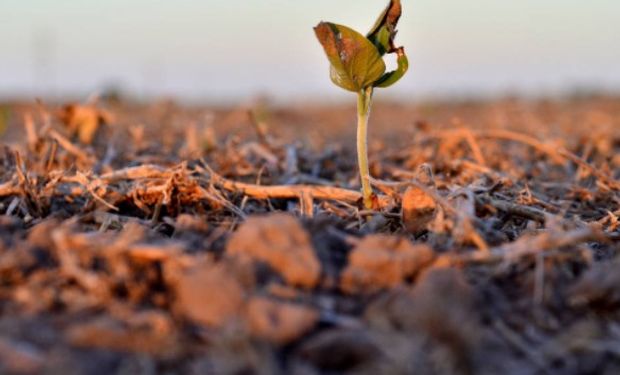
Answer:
[1,0,619,103]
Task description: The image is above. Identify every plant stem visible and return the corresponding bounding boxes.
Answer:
[356,86,374,209]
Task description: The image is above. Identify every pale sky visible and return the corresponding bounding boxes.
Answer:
[1,0,619,102]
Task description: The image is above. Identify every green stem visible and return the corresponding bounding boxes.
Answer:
[357,86,374,209]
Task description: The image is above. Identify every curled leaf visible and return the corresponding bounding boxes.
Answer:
[314,22,386,92]
[367,0,402,55]
[374,47,409,88]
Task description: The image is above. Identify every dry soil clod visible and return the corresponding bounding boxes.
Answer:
[340,234,435,294]
[401,163,438,234]
[246,297,319,345]
[226,213,322,289]
[170,260,247,327]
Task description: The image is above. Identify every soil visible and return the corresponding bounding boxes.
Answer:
[0,95,619,374]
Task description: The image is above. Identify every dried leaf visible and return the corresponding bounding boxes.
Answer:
[367,0,402,55]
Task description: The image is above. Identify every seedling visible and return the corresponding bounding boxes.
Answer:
[314,0,409,209]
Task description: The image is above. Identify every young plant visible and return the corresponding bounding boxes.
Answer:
[314,0,409,209]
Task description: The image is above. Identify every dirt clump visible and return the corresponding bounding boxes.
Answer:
[297,329,382,372]
[246,296,319,345]
[226,213,321,289]
[401,163,438,234]
[169,259,247,327]
[340,234,435,293]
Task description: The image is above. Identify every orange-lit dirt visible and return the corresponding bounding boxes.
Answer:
[0,96,619,374]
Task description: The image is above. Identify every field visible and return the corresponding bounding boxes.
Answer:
[0,95,619,374]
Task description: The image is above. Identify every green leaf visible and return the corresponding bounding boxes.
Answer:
[314,22,386,92]
[374,47,409,88]
[367,0,402,55]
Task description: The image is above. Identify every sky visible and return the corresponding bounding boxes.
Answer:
[1,0,619,102]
